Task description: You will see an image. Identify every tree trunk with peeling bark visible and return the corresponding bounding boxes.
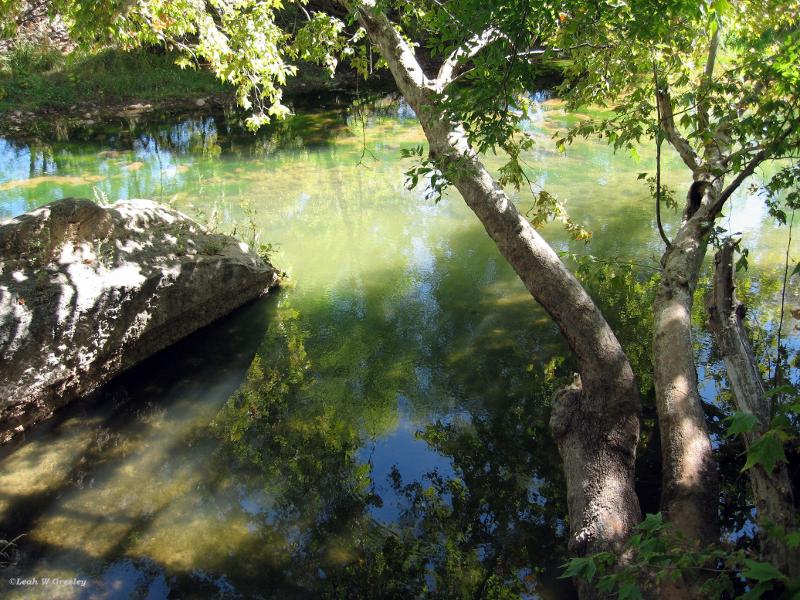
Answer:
[652,83,721,546]
[707,241,798,578]
[653,182,720,545]
[345,0,642,575]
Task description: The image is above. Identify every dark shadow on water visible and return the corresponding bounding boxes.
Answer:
[0,294,280,595]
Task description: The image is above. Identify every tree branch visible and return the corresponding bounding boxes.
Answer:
[697,24,719,139]
[506,42,613,61]
[709,125,795,217]
[441,42,615,88]
[343,0,432,93]
[435,27,500,89]
[653,59,673,249]
[655,84,702,173]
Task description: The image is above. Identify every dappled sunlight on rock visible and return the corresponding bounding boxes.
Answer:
[1,198,279,442]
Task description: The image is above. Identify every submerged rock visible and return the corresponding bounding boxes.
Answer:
[0,198,280,443]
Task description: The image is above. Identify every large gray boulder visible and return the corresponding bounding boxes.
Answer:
[0,198,280,443]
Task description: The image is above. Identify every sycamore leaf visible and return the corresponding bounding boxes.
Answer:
[786,530,800,550]
[598,574,618,594]
[619,583,644,600]
[765,385,795,398]
[560,557,596,582]
[724,411,758,437]
[736,253,749,272]
[713,0,733,15]
[741,581,775,600]
[769,413,792,432]
[635,513,664,535]
[743,431,787,473]
[742,559,787,583]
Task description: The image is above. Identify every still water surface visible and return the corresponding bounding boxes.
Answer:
[0,95,794,599]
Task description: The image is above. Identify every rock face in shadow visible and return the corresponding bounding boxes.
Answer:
[0,198,280,443]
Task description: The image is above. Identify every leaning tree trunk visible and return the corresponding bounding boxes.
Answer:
[653,175,721,546]
[423,116,643,562]
[346,0,642,576]
[707,240,798,578]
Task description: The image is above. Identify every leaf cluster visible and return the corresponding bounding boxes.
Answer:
[724,387,800,473]
[562,511,800,599]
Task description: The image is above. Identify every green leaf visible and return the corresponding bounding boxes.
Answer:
[735,253,749,272]
[791,262,800,278]
[635,513,664,535]
[742,559,787,583]
[769,413,792,432]
[743,431,787,473]
[618,583,644,600]
[597,574,618,594]
[708,18,719,38]
[712,0,733,16]
[639,536,666,556]
[765,385,795,398]
[560,557,597,582]
[724,411,758,437]
[741,581,775,600]
[786,530,800,550]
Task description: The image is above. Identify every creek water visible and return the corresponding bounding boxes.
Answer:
[0,94,794,599]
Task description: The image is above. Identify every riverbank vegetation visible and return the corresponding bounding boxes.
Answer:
[0,44,227,112]
[0,39,388,135]
[0,1,798,599]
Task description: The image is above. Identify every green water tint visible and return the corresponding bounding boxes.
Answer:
[0,94,794,599]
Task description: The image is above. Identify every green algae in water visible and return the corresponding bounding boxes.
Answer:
[0,95,796,599]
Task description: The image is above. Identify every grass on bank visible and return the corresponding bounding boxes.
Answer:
[0,43,229,113]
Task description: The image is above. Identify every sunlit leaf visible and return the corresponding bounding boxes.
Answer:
[724,411,758,437]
